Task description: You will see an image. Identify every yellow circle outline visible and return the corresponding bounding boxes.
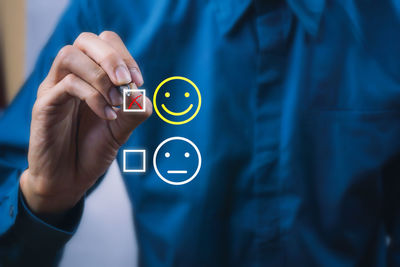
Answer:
[153,76,201,125]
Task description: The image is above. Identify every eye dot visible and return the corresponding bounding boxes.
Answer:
[184,92,190,97]
[165,152,170,158]
[184,152,190,158]
[165,92,170,98]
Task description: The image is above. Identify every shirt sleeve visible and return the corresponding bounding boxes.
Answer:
[0,0,98,265]
[0,186,84,266]
[383,159,400,266]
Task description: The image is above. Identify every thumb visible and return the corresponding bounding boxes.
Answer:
[109,86,152,146]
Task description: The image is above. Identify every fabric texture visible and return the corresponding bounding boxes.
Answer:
[1,0,400,266]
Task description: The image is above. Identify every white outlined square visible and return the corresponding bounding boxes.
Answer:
[123,89,146,112]
[123,149,146,173]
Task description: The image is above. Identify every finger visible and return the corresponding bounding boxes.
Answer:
[46,45,122,107]
[109,85,152,145]
[38,74,117,121]
[99,31,144,86]
[73,32,132,86]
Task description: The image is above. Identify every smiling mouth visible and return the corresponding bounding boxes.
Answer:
[161,104,193,116]
[167,170,188,174]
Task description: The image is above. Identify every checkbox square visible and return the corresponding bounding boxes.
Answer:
[123,149,146,173]
[123,89,146,112]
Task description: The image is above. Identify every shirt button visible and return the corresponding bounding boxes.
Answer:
[9,205,14,218]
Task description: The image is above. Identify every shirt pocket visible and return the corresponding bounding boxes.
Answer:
[302,17,400,112]
[298,110,400,233]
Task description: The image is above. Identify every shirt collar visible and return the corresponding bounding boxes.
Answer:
[213,0,325,36]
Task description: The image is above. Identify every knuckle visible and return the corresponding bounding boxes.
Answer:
[75,32,95,46]
[77,32,92,40]
[100,52,120,66]
[99,30,119,41]
[57,45,75,65]
[93,67,111,88]
[63,74,78,89]
[86,90,102,102]
[58,45,74,57]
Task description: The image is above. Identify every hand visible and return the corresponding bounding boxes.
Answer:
[20,31,152,215]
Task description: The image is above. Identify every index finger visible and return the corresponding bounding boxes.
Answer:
[99,31,144,86]
[73,32,132,86]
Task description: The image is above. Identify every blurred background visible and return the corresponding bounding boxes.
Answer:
[0,0,138,266]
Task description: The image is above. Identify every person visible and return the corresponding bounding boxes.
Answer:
[1,0,400,266]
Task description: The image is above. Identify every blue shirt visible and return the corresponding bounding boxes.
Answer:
[1,0,400,266]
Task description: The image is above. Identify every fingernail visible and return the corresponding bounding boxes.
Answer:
[130,68,144,86]
[115,65,132,84]
[109,87,123,106]
[105,106,117,120]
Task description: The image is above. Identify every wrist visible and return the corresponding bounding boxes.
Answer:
[20,169,82,215]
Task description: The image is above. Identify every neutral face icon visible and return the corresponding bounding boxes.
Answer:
[153,137,201,185]
[153,76,201,125]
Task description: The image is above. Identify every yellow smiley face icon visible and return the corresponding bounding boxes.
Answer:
[153,76,201,125]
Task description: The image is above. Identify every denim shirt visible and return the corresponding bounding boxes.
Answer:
[1,0,400,266]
